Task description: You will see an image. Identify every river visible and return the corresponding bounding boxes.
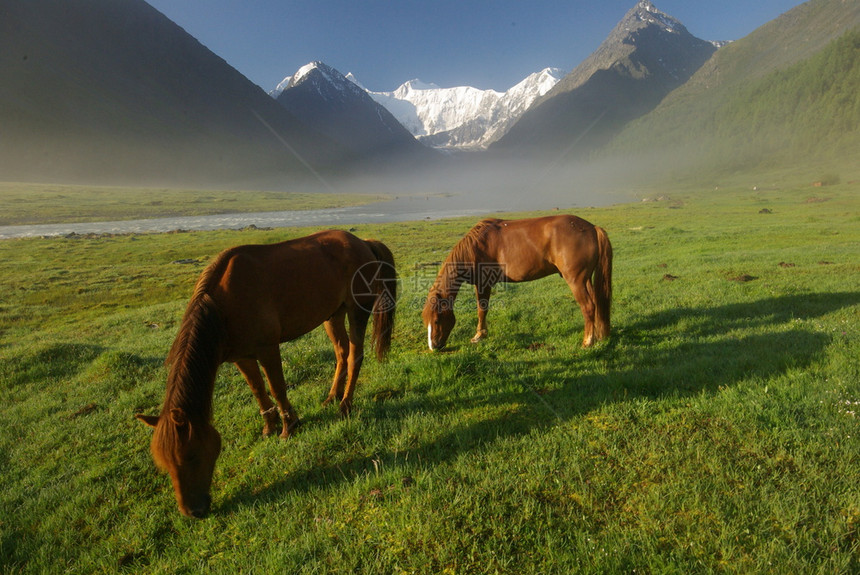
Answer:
[0,188,631,240]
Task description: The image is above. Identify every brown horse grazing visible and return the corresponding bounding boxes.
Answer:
[422,215,611,351]
[136,230,396,517]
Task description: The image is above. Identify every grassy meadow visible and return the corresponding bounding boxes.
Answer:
[0,182,386,226]
[0,179,858,573]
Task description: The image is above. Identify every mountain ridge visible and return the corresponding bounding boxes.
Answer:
[601,0,860,178]
[2,0,856,190]
[0,0,352,187]
[491,0,717,157]
[402,68,566,150]
[273,67,565,151]
[273,62,434,170]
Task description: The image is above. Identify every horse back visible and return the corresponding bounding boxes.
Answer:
[487,215,599,280]
[206,231,376,351]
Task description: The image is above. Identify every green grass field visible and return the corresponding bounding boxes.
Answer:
[0,182,386,226]
[1,180,858,573]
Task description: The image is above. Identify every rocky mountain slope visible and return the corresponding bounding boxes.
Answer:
[4,0,856,190]
[602,0,860,176]
[491,1,717,158]
[0,0,354,187]
[274,62,434,170]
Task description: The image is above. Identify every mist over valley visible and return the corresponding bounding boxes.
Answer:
[1,0,858,229]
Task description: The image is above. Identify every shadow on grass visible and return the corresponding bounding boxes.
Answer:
[622,292,860,340]
[0,343,105,387]
[217,291,859,514]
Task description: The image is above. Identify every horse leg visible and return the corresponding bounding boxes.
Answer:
[340,309,371,417]
[322,312,349,408]
[257,345,301,439]
[471,284,491,343]
[563,272,596,348]
[234,359,282,437]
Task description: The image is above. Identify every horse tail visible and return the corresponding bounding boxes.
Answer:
[593,226,613,341]
[363,239,397,361]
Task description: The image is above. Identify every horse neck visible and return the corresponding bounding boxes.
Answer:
[432,222,494,301]
[431,260,470,304]
[162,293,225,423]
[163,351,220,423]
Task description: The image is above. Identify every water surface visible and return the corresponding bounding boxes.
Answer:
[0,188,630,240]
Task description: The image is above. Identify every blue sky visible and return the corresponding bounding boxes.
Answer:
[146,0,807,93]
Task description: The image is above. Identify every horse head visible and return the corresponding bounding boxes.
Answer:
[136,408,222,518]
[422,293,456,351]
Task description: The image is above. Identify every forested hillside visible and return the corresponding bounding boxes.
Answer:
[707,28,860,170]
[603,0,860,181]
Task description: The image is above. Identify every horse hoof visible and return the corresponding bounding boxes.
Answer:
[322,394,343,408]
[470,331,488,343]
[280,418,301,439]
[261,409,281,437]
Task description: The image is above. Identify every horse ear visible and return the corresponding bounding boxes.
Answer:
[169,408,188,428]
[135,413,160,428]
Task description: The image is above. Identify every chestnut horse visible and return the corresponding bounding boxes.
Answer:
[136,230,396,517]
[422,215,611,350]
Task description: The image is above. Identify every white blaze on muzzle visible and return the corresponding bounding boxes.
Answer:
[428,324,434,351]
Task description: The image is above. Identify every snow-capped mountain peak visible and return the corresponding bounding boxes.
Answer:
[270,62,364,99]
[272,61,430,159]
[344,72,364,90]
[283,61,368,103]
[394,79,443,95]
[273,65,563,150]
[506,68,565,101]
[292,61,320,84]
[354,67,565,150]
[270,76,292,98]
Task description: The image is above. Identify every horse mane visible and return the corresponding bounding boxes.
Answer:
[443,218,500,267]
[430,218,501,297]
[161,252,232,422]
